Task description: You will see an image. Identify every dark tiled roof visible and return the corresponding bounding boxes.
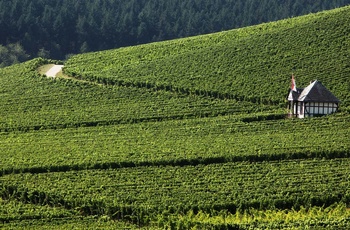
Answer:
[298,80,340,102]
[287,88,303,101]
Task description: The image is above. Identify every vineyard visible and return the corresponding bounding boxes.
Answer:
[64,6,350,108]
[1,5,350,230]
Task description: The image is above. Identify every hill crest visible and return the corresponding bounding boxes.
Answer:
[64,5,350,108]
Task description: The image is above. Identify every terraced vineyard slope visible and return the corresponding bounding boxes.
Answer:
[65,6,350,108]
[1,6,350,229]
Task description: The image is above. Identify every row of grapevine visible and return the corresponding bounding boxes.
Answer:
[1,219,142,230]
[0,199,75,222]
[1,159,349,227]
[1,6,350,229]
[0,204,140,230]
[64,6,350,107]
[0,59,280,132]
[0,113,349,175]
[159,204,350,229]
[0,193,141,229]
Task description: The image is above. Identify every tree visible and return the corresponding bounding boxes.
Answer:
[37,48,50,59]
[80,42,90,53]
[0,43,29,68]
[1,0,350,60]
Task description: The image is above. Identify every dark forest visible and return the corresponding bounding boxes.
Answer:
[1,0,350,66]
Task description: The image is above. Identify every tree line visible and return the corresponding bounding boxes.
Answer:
[1,0,350,66]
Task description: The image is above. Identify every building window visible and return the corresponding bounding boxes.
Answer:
[304,102,338,116]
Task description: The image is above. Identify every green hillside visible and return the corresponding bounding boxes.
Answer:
[1,6,350,229]
[65,5,350,108]
[2,0,350,61]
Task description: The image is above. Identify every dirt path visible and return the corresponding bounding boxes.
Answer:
[45,65,64,78]
[38,64,102,86]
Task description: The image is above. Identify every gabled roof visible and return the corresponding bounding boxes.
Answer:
[298,80,340,102]
[287,88,303,101]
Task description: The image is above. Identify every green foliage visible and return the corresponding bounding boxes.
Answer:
[1,0,350,59]
[160,203,350,229]
[0,58,276,132]
[65,6,350,108]
[1,7,350,229]
[0,199,76,222]
[0,43,29,68]
[0,115,349,176]
[1,159,350,228]
[0,200,141,230]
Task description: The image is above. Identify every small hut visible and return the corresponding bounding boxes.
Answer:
[287,76,340,118]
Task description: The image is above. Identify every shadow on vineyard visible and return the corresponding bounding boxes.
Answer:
[1,147,349,177]
[66,70,282,106]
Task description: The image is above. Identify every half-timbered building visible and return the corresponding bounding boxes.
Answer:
[287,78,340,118]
